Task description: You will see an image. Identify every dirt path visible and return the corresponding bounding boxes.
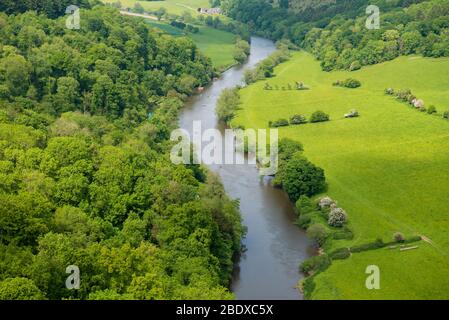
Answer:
[119,10,162,21]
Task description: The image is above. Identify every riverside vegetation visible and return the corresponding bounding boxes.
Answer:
[226,0,449,299]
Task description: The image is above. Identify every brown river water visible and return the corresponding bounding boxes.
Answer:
[179,37,313,300]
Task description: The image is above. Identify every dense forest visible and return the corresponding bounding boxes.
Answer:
[0,3,244,299]
[222,0,449,70]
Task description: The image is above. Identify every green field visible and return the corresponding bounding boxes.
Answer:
[233,51,449,299]
[145,20,236,69]
[103,0,211,16]
[102,1,236,69]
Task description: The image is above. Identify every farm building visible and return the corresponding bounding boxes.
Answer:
[198,7,222,15]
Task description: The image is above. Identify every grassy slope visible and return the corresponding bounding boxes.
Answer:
[102,1,236,69]
[103,0,211,16]
[233,51,449,299]
[145,20,236,69]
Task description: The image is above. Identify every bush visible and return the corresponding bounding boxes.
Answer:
[296,214,312,229]
[332,226,354,240]
[350,238,385,253]
[427,105,437,114]
[299,254,331,275]
[269,118,289,127]
[310,111,330,123]
[275,155,326,201]
[307,223,329,246]
[289,114,307,125]
[333,78,361,88]
[393,232,405,243]
[296,195,313,215]
[343,78,361,88]
[215,88,240,123]
[328,207,348,227]
[443,111,449,119]
[302,277,316,300]
[349,61,361,71]
[385,88,395,95]
[330,248,350,260]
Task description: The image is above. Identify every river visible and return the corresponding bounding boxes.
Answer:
[179,37,313,300]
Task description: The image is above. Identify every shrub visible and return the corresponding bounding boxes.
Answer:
[443,111,449,119]
[307,223,329,246]
[332,226,354,240]
[334,78,361,88]
[310,111,330,123]
[385,88,395,95]
[343,78,361,88]
[350,238,385,253]
[330,248,350,260]
[302,277,316,300]
[296,214,312,229]
[349,60,361,71]
[215,88,240,122]
[296,195,313,215]
[393,232,405,243]
[290,114,307,125]
[300,254,331,275]
[427,105,437,114]
[328,207,348,227]
[263,83,272,90]
[318,196,334,209]
[275,155,326,201]
[269,118,289,127]
[278,138,303,161]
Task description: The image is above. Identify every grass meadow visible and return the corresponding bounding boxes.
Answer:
[102,1,237,69]
[145,20,236,69]
[233,51,449,299]
[103,0,211,16]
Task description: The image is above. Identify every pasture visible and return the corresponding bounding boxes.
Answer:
[233,51,449,299]
[103,0,211,16]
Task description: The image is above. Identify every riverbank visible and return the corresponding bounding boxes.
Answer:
[179,37,313,299]
[231,50,449,299]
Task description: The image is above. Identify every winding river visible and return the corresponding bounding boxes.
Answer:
[179,37,313,300]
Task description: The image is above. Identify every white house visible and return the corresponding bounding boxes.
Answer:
[198,7,222,15]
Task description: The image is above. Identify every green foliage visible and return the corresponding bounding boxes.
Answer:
[306,223,329,247]
[427,105,437,114]
[0,6,241,300]
[300,254,331,275]
[0,277,44,300]
[274,154,326,202]
[215,87,240,122]
[443,111,449,119]
[296,214,312,229]
[289,114,307,125]
[226,0,449,71]
[350,238,385,253]
[394,232,405,243]
[333,78,361,89]
[295,195,313,216]
[310,110,329,123]
[329,248,350,260]
[268,118,289,128]
[328,207,348,227]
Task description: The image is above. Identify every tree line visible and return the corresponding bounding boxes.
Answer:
[222,0,449,71]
